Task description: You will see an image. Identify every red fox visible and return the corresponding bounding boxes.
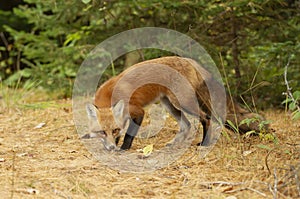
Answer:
[83,56,265,151]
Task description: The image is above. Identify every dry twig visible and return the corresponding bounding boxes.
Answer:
[273,168,278,199]
[225,187,267,197]
[277,164,300,197]
[265,148,277,176]
[198,181,245,187]
[283,56,300,112]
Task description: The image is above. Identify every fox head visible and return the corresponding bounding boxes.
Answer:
[83,100,128,151]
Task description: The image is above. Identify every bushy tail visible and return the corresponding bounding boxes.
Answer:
[190,58,267,134]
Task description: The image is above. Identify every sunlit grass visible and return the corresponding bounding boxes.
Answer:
[0,79,70,111]
[0,78,40,110]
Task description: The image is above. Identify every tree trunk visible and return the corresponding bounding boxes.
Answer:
[231,8,241,91]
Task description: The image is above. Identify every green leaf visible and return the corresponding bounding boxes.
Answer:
[256,144,272,150]
[293,91,300,100]
[240,118,254,126]
[226,120,238,133]
[292,111,300,120]
[81,0,91,4]
[284,150,292,155]
[281,98,293,104]
[289,102,296,111]
[259,120,271,131]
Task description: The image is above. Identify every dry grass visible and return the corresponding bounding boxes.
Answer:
[0,98,299,198]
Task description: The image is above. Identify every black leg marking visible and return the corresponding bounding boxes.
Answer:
[121,133,135,150]
[120,115,144,150]
[198,115,211,146]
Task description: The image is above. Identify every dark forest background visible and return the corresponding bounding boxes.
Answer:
[0,0,299,112]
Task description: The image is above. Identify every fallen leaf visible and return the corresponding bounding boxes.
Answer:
[243,150,253,156]
[143,144,153,157]
[34,122,46,129]
[16,152,28,157]
[225,196,237,199]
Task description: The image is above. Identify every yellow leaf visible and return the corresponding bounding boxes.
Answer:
[143,144,153,157]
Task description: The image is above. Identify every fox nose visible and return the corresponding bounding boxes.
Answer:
[107,145,116,151]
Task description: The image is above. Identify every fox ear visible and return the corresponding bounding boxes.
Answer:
[112,100,125,118]
[86,103,98,120]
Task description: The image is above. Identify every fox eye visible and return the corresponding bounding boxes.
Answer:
[93,130,106,136]
[112,128,121,136]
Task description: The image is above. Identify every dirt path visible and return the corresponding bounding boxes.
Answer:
[0,100,299,198]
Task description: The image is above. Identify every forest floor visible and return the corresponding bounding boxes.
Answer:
[0,96,299,199]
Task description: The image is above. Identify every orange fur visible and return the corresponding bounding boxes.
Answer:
[84,56,266,151]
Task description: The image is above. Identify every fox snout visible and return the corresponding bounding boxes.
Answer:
[101,137,121,151]
[103,142,118,151]
[81,132,120,151]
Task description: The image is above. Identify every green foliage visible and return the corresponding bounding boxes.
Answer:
[2,1,93,96]
[227,117,276,143]
[258,132,278,144]
[226,120,239,133]
[239,117,271,132]
[282,90,300,120]
[0,0,299,104]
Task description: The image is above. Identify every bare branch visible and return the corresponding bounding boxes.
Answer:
[265,148,277,176]
[225,187,267,197]
[283,57,300,112]
[198,181,245,186]
[273,168,278,199]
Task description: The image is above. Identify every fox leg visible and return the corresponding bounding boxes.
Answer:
[161,96,191,144]
[198,115,211,146]
[162,95,212,146]
[120,114,144,150]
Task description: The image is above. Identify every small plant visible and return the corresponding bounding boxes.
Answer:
[227,117,277,143]
[283,56,300,120]
[239,117,271,132]
[282,90,300,120]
